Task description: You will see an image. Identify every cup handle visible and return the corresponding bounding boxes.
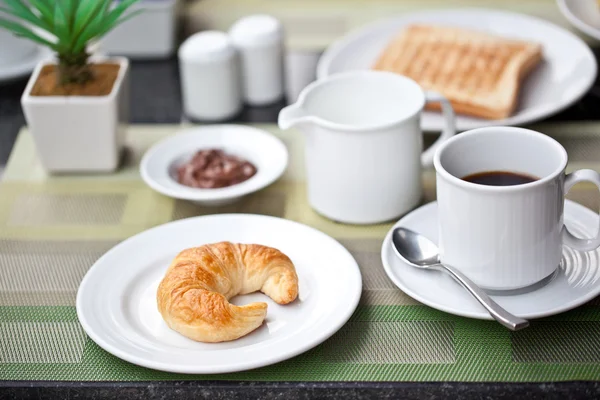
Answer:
[421,91,456,168]
[563,169,600,251]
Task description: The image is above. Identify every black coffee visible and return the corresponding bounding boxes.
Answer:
[462,171,538,186]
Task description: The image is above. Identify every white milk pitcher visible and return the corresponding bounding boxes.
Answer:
[278,70,456,224]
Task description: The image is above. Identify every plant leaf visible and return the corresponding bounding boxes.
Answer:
[53,1,69,51]
[71,0,110,48]
[0,6,15,15]
[27,0,54,29]
[56,0,77,51]
[61,0,75,34]
[95,8,143,39]
[87,0,140,42]
[72,0,113,53]
[104,0,140,24]
[0,17,58,50]
[2,0,52,31]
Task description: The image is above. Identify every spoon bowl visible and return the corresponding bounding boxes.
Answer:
[392,227,441,267]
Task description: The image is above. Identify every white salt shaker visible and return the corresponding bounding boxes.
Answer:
[229,15,285,106]
[178,31,242,121]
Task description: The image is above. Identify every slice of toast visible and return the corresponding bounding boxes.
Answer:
[372,25,542,119]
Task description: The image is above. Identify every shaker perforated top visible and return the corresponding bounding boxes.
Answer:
[229,15,283,47]
[178,30,236,62]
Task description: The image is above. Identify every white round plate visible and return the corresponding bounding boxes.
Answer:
[140,125,288,206]
[381,200,600,320]
[558,0,600,41]
[0,46,53,82]
[77,214,362,374]
[318,9,597,132]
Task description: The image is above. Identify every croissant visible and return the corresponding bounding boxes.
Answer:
[157,242,299,343]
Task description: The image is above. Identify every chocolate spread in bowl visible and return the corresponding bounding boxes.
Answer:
[176,149,257,189]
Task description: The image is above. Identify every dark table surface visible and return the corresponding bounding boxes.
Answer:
[2,52,600,399]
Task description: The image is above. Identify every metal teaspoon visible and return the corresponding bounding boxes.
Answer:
[391,227,529,331]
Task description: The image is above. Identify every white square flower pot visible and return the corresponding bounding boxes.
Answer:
[100,0,177,59]
[21,57,130,173]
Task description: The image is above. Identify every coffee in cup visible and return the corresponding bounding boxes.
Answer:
[462,171,538,186]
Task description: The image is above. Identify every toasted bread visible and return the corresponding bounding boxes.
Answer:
[372,25,542,119]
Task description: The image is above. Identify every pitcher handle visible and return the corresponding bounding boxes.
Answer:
[421,91,456,168]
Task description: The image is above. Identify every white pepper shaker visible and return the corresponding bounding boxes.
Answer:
[229,15,285,106]
[178,31,242,121]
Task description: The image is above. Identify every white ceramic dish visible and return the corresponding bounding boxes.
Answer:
[140,125,288,206]
[381,201,600,320]
[0,46,53,83]
[0,19,37,67]
[317,9,597,132]
[100,0,177,59]
[558,0,600,41]
[77,214,362,374]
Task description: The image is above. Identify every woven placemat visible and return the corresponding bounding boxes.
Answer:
[1,123,600,382]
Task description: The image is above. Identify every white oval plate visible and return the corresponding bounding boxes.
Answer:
[558,0,600,41]
[77,214,362,374]
[0,46,53,82]
[381,200,600,320]
[140,125,288,206]
[318,9,597,132]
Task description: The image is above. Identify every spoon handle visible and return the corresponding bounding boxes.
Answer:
[436,263,529,331]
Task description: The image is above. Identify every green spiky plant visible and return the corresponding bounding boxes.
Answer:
[0,0,141,85]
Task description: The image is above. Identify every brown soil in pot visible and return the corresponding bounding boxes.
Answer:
[30,63,121,96]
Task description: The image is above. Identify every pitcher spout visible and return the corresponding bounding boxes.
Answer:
[278,104,311,130]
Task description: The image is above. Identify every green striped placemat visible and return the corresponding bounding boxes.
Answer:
[1,123,600,381]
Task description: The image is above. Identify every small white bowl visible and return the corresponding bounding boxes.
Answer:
[140,125,288,206]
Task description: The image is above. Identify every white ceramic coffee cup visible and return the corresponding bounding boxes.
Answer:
[0,19,37,66]
[279,71,456,224]
[434,126,600,290]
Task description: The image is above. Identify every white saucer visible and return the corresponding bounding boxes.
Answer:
[558,0,600,42]
[0,46,53,83]
[381,200,600,320]
[77,214,362,374]
[318,9,597,132]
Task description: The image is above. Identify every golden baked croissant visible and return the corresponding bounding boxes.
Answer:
[157,241,299,343]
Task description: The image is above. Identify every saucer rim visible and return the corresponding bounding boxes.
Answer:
[381,200,600,320]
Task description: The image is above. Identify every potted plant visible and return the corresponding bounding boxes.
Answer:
[0,0,141,172]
